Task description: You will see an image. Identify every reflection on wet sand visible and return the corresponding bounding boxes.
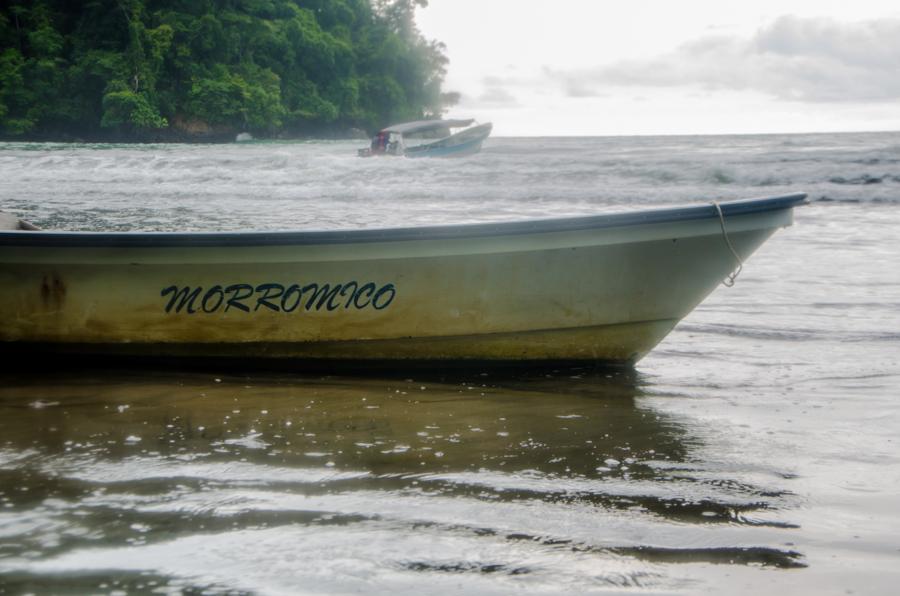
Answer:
[0,367,803,594]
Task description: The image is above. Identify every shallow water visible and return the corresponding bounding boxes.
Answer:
[1,134,899,594]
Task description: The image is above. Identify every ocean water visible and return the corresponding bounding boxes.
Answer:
[0,133,899,595]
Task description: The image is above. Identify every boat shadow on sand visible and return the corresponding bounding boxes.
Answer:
[0,364,805,593]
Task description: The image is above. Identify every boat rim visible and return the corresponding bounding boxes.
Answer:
[0,193,807,248]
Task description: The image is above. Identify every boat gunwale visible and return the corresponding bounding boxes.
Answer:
[0,193,807,248]
[380,118,476,135]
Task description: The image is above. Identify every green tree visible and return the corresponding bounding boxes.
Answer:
[101,84,168,130]
[0,0,454,140]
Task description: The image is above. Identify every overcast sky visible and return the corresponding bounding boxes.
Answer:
[417,0,900,136]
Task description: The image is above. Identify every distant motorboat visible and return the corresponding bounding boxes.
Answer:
[0,194,806,368]
[358,119,492,158]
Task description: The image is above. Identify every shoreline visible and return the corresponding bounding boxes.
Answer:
[3,128,900,145]
[0,127,371,145]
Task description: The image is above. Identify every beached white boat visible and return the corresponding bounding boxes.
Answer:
[0,194,806,366]
[358,119,492,158]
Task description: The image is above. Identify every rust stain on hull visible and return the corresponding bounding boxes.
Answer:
[39,272,66,310]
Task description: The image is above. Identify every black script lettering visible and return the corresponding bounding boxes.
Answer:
[161,281,396,314]
[202,285,225,313]
[303,283,343,311]
[225,284,254,313]
[281,284,303,312]
[255,283,284,312]
[353,283,376,308]
[161,286,201,314]
[339,282,359,309]
[372,284,396,310]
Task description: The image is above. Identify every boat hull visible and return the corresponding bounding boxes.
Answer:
[0,195,805,366]
[404,123,493,158]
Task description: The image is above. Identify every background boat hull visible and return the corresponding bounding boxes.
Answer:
[405,123,493,158]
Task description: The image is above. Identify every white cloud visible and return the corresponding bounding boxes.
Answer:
[550,16,900,102]
[423,4,900,135]
[476,86,520,108]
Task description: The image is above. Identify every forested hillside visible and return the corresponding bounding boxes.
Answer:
[0,0,454,141]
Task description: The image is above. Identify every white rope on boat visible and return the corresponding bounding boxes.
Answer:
[712,201,743,287]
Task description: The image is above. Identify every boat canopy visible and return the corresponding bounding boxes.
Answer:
[381,119,475,135]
